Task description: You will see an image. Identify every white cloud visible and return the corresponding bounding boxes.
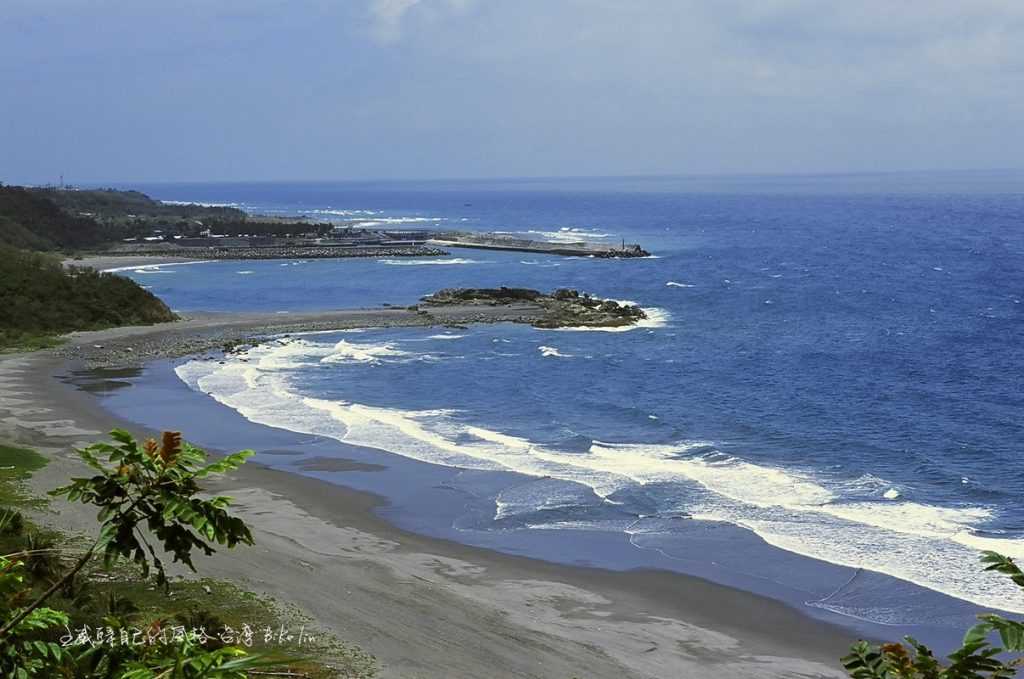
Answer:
[4,0,1024,180]
[367,0,476,42]
[369,0,422,41]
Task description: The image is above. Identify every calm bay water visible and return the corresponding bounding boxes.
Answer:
[109,174,1024,628]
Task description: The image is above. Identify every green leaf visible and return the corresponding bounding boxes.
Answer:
[75,445,106,472]
[108,428,135,445]
[981,551,1024,587]
[963,621,993,646]
[194,450,254,478]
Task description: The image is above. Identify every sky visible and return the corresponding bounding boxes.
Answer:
[2,0,1024,184]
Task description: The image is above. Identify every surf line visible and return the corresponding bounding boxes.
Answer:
[805,567,875,618]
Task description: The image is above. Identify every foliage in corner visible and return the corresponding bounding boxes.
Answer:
[0,430,282,678]
[50,429,254,587]
[842,551,1024,679]
[0,244,177,350]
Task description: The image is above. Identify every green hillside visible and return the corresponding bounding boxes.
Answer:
[0,246,177,349]
[0,185,111,250]
[0,184,252,251]
[33,186,246,223]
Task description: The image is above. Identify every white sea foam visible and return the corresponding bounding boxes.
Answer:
[320,339,413,365]
[305,209,379,216]
[538,346,571,358]
[251,338,330,370]
[839,473,895,496]
[549,306,671,333]
[377,258,487,266]
[175,341,1024,614]
[102,260,211,273]
[666,281,695,288]
[350,217,445,227]
[236,270,254,275]
[524,227,612,243]
[494,478,598,521]
[160,200,241,208]
[953,533,1024,561]
[426,334,465,340]
[637,307,671,329]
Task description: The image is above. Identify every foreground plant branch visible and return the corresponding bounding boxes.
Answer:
[841,552,1024,678]
[0,429,281,677]
[2,430,252,639]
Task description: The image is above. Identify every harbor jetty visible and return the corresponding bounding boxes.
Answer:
[91,243,449,260]
[428,231,650,258]
[94,229,649,261]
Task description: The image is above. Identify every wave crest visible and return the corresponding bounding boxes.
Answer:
[175,339,1024,615]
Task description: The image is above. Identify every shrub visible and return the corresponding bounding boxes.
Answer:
[842,552,1024,678]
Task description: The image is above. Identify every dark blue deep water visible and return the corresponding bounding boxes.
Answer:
[106,174,1024,633]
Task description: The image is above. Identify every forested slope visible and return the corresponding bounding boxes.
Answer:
[0,185,110,249]
[0,246,176,348]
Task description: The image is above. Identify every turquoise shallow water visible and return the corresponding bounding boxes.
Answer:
[100,174,1024,637]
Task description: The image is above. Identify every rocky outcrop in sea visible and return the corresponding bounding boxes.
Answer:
[420,287,647,329]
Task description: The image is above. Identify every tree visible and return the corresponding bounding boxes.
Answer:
[0,430,278,677]
[0,244,176,349]
[842,553,1024,678]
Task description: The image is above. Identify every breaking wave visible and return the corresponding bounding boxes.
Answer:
[550,306,671,333]
[523,227,612,243]
[160,200,241,208]
[320,339,414,365]
[305,209,379,216]
[102,261,211,273]
[377,258,488,266]
[174,337,1024,615]
[352,217,445,227]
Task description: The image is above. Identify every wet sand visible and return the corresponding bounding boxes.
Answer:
[0,312,853,678]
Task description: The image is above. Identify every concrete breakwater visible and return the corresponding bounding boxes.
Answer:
[95,244,450,260]
[96,230,650,260]
[426,232,650,258]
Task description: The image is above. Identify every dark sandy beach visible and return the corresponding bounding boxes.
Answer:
[0,308,854,678]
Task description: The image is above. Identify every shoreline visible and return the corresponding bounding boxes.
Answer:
[0,313,857,678]
[65,254,214,271]
[50,306,548,368]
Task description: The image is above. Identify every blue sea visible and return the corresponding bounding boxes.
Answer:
[97,173,1024,642]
